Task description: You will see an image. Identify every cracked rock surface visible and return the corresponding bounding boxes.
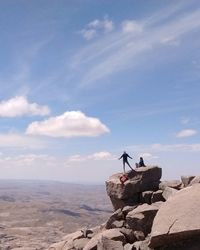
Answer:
[150,184,200,248]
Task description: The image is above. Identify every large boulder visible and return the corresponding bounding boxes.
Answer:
[106,166,162,210]
[150,184,200,248]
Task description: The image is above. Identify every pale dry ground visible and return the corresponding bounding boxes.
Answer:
[0,180,112,250]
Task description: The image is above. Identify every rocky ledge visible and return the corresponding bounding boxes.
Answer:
[47,166,200,250]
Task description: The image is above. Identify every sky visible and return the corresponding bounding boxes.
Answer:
[0,0,200,184]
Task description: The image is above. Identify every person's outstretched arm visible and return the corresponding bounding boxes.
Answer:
[127,154,132,159]
[118,154,123,160]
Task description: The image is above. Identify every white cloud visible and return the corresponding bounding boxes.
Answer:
[122,20,143,33]
[26,111,110,138]
[160,36,180,46]
[0,133,46,149]
[68,151,115,162]
[88,151,115,160]
[0,96,50,117]
[139,152,158,159]
[81,29,97,40]
[127,143,200,153]
[88,18,114,32]
[80,17,114,40]
[68,154,85,162]
[0,154,57,168]
[176,129,197,138]
[151,143,200,152]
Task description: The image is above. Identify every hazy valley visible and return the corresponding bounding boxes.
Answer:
[0,180,112,249]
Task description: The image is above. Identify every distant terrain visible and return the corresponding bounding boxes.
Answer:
[0,180,112,249]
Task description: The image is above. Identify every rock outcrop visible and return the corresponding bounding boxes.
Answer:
[106,166,162,210]
[47,167,200,250]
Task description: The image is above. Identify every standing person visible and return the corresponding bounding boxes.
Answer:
[118,151,134,173]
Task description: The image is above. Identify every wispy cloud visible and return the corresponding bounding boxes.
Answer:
[72,3,200,86]
[176,129,197,138]
[67,151,115,162]
[121,20,143,33]
[26,111,109,138]
[139,152,158,160]
[180,117,190,125]
[80,17,114,40]
[0,153,58,168]
[0,96,50,117]
[127,143,200,153]
[0,133,46,149]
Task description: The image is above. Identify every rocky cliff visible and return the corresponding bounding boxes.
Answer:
[47,166,200,250]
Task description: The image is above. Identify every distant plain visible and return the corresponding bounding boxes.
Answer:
[0,180,112,249]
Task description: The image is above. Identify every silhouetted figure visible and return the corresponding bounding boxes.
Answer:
[118,151,133,173]
[136,157,146,168]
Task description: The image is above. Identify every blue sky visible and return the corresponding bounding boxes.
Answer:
[0,0,200,183]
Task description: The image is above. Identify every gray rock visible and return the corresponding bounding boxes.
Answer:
[48,240,70,250]
[106,166,162,210]
[190,176,200,186]
[110,194,140,210]
[87,226,102,239]
[162,187,178,200]
[111,220,124,228]
[132,231,145,241]
[150,184,200,248]
[124,243,135,250]
[62,230,84,241]
[120,227,137,243]
[74,238,90,250]
[83,229,126,250]
[97,238,124,250]
[105,208,124,229]
[153,236,200,249]
[122,205,137,216]
[132,238,152,250]
[126,203,159,236]
[181,175,195,187]
[159,180,182,190]
[140,191,153,205]
[120,227,145,243]
[153,201,164,208]
[151,190,164,203]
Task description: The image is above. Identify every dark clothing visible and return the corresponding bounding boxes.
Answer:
[119,153,132,162]
[136,157,146,168]
[119,153,133,173]
[139,158,145,167]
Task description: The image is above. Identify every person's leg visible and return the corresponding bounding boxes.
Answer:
[123,160,125,173]
[126,160,133,170]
